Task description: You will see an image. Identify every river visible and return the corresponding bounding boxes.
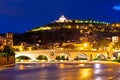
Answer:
[0,62,120,80]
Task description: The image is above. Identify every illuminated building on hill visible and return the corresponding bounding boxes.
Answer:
[29,15,110,32]
[55,15,67,22]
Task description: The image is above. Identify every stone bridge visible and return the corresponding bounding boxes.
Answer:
[15,49,115,61]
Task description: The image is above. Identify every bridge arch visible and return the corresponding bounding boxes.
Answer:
[112,50,120,59]
[74,53,88,60]
[16,55,31,60]
[36,55,49,60]
[16,54,32,59]
[94,54,106,60]
[55,53,70,60]
[15,53,37,60]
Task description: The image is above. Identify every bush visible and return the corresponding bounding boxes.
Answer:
[74,58,88,60]
[93,57,106,61]
[112,57,120,62]
[15,59,21,62]
[36,55,48,60]
[56,55,69,60]
[0,53,5,57]
[16,56,31,60]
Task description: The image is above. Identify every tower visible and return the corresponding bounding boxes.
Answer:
[6,32,13,46]
[55,15,67,22]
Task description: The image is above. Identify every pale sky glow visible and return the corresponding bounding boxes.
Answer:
[113,5,120,11]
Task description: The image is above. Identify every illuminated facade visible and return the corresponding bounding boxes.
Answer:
[6,32,13,46]
[0,32,13,50]
[55,15,67,22]
[112,36,119,43]
[111,23,120,27]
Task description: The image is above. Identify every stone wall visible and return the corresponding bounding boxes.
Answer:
[0,56,15,66]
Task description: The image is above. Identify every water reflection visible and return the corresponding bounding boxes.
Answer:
[19,65,24,70]
[94,63,101,69]
[0,63,120,80]
[95,77,102,80]
[78,68,93,79]
[78,63,85,67]
[94,69,101,74]
[95,76,114,80]
[107,76,113,80]
[58,64,65,68]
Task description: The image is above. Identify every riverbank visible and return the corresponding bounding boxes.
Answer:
[0,63,15,68]
[0,56,15,67]
[16,60,119,64]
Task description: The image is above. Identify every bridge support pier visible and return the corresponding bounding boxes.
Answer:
[89,54,92,61]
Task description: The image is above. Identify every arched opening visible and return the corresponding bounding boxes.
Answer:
[55,54,69,61]
[112,50,120,59]
[16,55,31,62]
[93,54,106,61]
[36,55,48,61]
[74,53,88,60]
[112,50,120,62]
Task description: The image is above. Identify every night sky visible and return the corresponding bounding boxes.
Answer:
[0,0,120,33]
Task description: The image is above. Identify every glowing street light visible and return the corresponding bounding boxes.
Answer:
[84,43,88,47]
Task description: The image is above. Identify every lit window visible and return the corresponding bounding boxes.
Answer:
[76,25,79,29]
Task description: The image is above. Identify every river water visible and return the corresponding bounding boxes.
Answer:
[0,62,120,80]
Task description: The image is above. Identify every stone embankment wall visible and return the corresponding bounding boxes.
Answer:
[0,56,15,66]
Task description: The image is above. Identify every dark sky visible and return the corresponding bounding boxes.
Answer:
[0,0,120,33]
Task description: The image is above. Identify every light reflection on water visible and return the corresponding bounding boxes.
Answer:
[59,64,65,68]
[0,63,120,80]
[78,68,93,80]
[94,63,101,68]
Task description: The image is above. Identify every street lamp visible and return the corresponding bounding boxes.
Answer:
[84,43,88,47]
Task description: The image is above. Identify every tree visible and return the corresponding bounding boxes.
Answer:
[63,44,75,49]
[92,41,99,50]
[3,45,15,57]
[36,55,48,60]
[59,42,63,47]
[99,39,111,50]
